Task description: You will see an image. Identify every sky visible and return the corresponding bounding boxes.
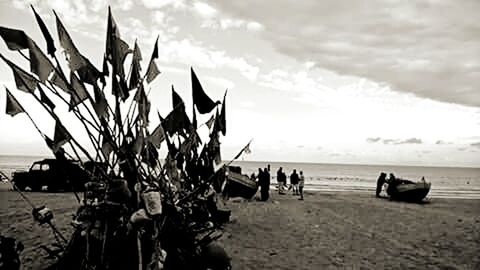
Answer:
[0,0,479,167]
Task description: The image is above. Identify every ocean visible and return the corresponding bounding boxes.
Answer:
[1,155,479,199]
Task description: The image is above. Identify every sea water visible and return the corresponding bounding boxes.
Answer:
[231,161,480,199]
[1,155,479,199]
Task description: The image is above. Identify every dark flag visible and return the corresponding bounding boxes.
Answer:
[205,114,215,129]
[129,41,142,90]
[53,121,71,152]
[38,84,55,110]
[31,6,56,56]
[93,83,108,120]
[145,36,160,83]
[105,7,131,78]
[234,140,252,160]
[147,123,165,148]
[112,74,129,101]
[0,53,38,93]
[191,67,219,114]
[70,72,89,108]
[55,11,88,71]
[161,86,191,136]
[219,90,227,135]
[27,38,55,82]
[0,26,29,50]
[135,84,150,125]
[5,88,25,116]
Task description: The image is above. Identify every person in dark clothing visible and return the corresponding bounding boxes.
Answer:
[290,169,299,195]
[376,172,387,198]
[259,167,270,201]
[276,167,286,194]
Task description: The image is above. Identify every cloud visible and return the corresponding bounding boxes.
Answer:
[159,39,259,80]
[366,137,381,143]
[141,0,186,9]
[471,142,480,148]
[212,0,480,107]
[193,1,217,18]
[435,140,452,145]
[369,137,423,145]
[395,138,422,145]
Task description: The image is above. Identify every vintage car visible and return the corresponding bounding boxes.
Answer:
[11,159,94,192]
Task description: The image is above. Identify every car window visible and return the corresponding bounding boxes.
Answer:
[31,163,41,171]
[42,164,50,171]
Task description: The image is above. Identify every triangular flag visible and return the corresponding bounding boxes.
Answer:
[191,67,218,114]
[145,36,160,83]
[50,70,71,94]
[27,38,55,82]
[128,41,142,90]
[93,83,108,120]
[31,6,56,56]
[53,121,71,152]
[112,74,129,101]
[105,7,131,78]
[0,54,38,93]
[234,140,252,160]
[55,11,88,71]
[147,123,165,148]
[5,88,25,116]
[0,26,29,51]
[38,84,55,110]
[205,115,215,129]
[219,90,227,135]
[69,72,89,108]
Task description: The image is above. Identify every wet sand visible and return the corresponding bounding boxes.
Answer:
[1,191,479,269]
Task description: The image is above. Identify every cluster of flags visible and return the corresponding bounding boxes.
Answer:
[1,6,251,177]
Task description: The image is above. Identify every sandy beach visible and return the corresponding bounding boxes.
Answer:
[1,190,479,270]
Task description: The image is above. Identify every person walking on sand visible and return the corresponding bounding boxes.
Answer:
[290,169,299,195]
[277,167,286,194]
[298,171,305,200]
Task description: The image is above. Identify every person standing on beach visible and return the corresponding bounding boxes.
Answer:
[276,167,286,194]
[259,167,270,201]
[298,171,305,200]
[290,169,299,195]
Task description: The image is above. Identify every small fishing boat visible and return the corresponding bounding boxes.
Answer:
[377,172,431,202]
[388,180,431,202]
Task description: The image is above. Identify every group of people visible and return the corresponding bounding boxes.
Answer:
[251,165,305,201]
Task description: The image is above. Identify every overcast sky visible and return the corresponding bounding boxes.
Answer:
[0,0,479,167]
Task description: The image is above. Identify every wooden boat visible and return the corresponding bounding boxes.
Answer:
[387,179,431,202]
[223,169,258,199]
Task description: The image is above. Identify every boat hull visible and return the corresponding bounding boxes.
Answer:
[389,182,431,202]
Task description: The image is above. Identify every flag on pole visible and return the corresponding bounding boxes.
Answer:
[191,67,219,114]
[234,140,252,160]
[147,123,165,148]
[0,26,29,51]
[69,72,89,108]
[27,38,55,82]
[93,83,108,120]
[105,7,131,78]
[205,114,215,129]
[52,121,71,152]
[38,84,55,110]
[55,11,88,71]
[219,90,227,135]
[5,88,25,116]
[145,36,160,83]
[129,40,142,90]
[0,53,38,93]
[31,5,56,57]
[50,70,71,94]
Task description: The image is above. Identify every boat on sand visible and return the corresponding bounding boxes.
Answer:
[377,172,431,202]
